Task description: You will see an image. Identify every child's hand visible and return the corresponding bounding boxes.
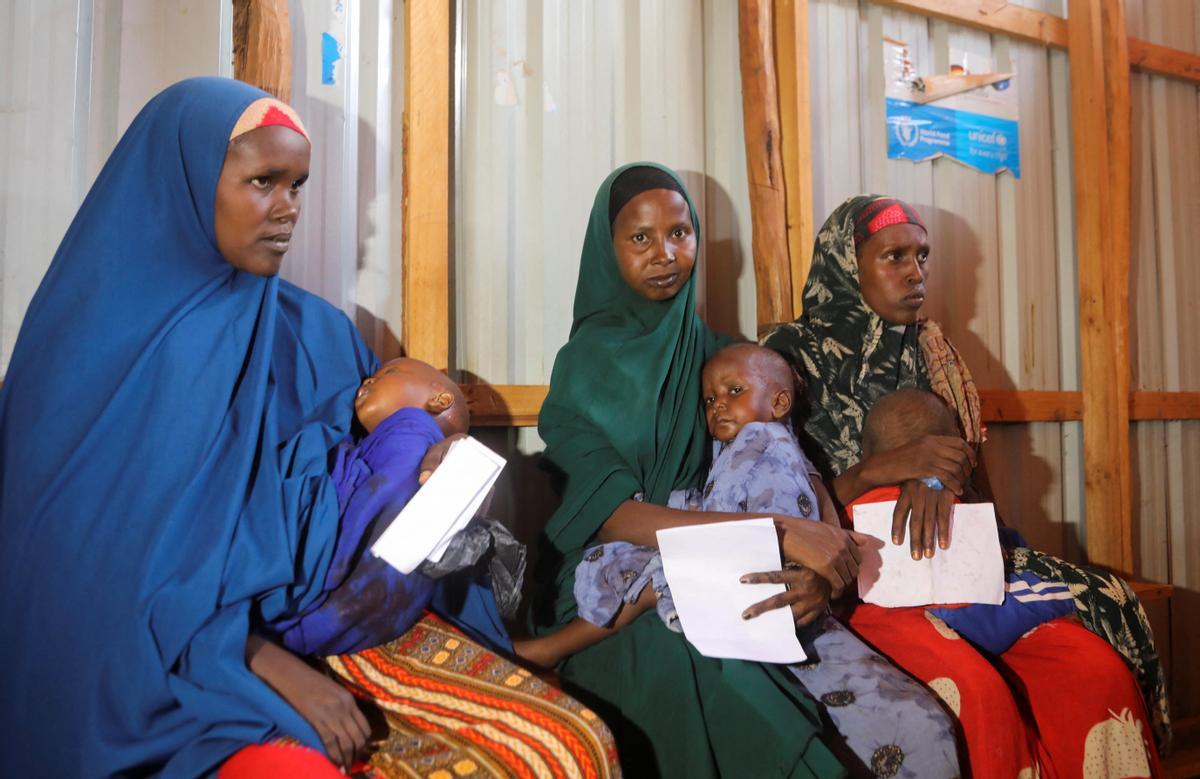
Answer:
[740,565,831,625]
[776,518,870,597]
[892,478,956,560]
[245,635,371,769]
[418,433,468,484]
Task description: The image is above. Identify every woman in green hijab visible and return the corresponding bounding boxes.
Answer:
[532,164,870,778]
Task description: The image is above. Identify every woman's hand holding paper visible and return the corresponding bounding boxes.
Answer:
[776,518,869,597]
[740,565,831,626]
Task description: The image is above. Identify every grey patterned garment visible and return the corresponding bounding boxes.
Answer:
[574,422,960,778]
[792,618,960,778]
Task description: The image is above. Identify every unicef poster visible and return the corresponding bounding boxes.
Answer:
[884,38,1020,178]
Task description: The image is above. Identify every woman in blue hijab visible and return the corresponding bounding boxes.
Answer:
[0,78,375,776]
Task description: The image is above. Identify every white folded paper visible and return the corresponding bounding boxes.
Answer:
[853,500,1005,608]
[370,436,506,574]
[656,518,807,664]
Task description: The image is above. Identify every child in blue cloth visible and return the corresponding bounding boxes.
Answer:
[250,358,522,766]
[262,356,520,658]
[517,343,960,778]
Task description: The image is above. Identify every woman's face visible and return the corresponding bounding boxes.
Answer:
[611,188,696,301]
[856,223,930,325]
[214,125,311,276]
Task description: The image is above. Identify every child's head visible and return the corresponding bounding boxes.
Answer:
[861,388,959,457]
[701,344,795,443]
[608,166,696,302]
[354,358,469,437]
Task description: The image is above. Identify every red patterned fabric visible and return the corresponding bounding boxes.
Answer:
[847,487,1161,779]
[219,741,355,778]
[256,104,307,138]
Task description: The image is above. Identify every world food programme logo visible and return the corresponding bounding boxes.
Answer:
[894,115,920,148]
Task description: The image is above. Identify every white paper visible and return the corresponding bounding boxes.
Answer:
[370,436,506,574]
[656,518,806,663]
[854,501,1005,608]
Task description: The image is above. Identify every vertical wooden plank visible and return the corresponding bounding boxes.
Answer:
[233,0,292,101]
[1067,0,1133,572]
[774,0,815,313]
[739,0,795,332]
[402,0,451,368]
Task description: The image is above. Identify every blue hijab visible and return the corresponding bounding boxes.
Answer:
[0,78,375,777]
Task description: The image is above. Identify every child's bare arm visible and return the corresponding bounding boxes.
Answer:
[514,587,656,670]
[245,633,370,769]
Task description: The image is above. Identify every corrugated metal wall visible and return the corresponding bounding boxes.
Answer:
[454,0,758,393]
[1126,0,1200,724]
[0,0,232,375]
[0,0,402,372]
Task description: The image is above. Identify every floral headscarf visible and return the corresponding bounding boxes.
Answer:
[761,195,983,477]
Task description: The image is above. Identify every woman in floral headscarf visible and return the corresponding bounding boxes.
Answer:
[763,195,1167,778]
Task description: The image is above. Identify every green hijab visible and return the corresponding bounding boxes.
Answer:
[762,195,930,477]
[536,162,728,626]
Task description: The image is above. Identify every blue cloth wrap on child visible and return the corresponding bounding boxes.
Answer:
[268,407,440,656]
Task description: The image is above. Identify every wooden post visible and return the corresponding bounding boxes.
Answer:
[402,0,452,368]
[739,0,796,334]
[233,0,293,101]
[773,0,815,315]
[1067,0,1133,573]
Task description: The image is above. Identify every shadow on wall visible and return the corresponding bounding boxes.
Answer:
[698,171,748,340]
[924,207,1078,561]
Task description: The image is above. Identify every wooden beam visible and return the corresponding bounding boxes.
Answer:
[869,0,1068,49]
[1067,0,1133,573]
[402,0,451,368]
[1128,37,1200,86]
[739,0,796,333]
[462,384,548,428]
[466,386,1200,428]
[868,2,1200,87]
[232,0,293,101]
[1131,391,1200,421]
[1129,580,1174,603]
[773,0,815,316]
[978,390,1081,422]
